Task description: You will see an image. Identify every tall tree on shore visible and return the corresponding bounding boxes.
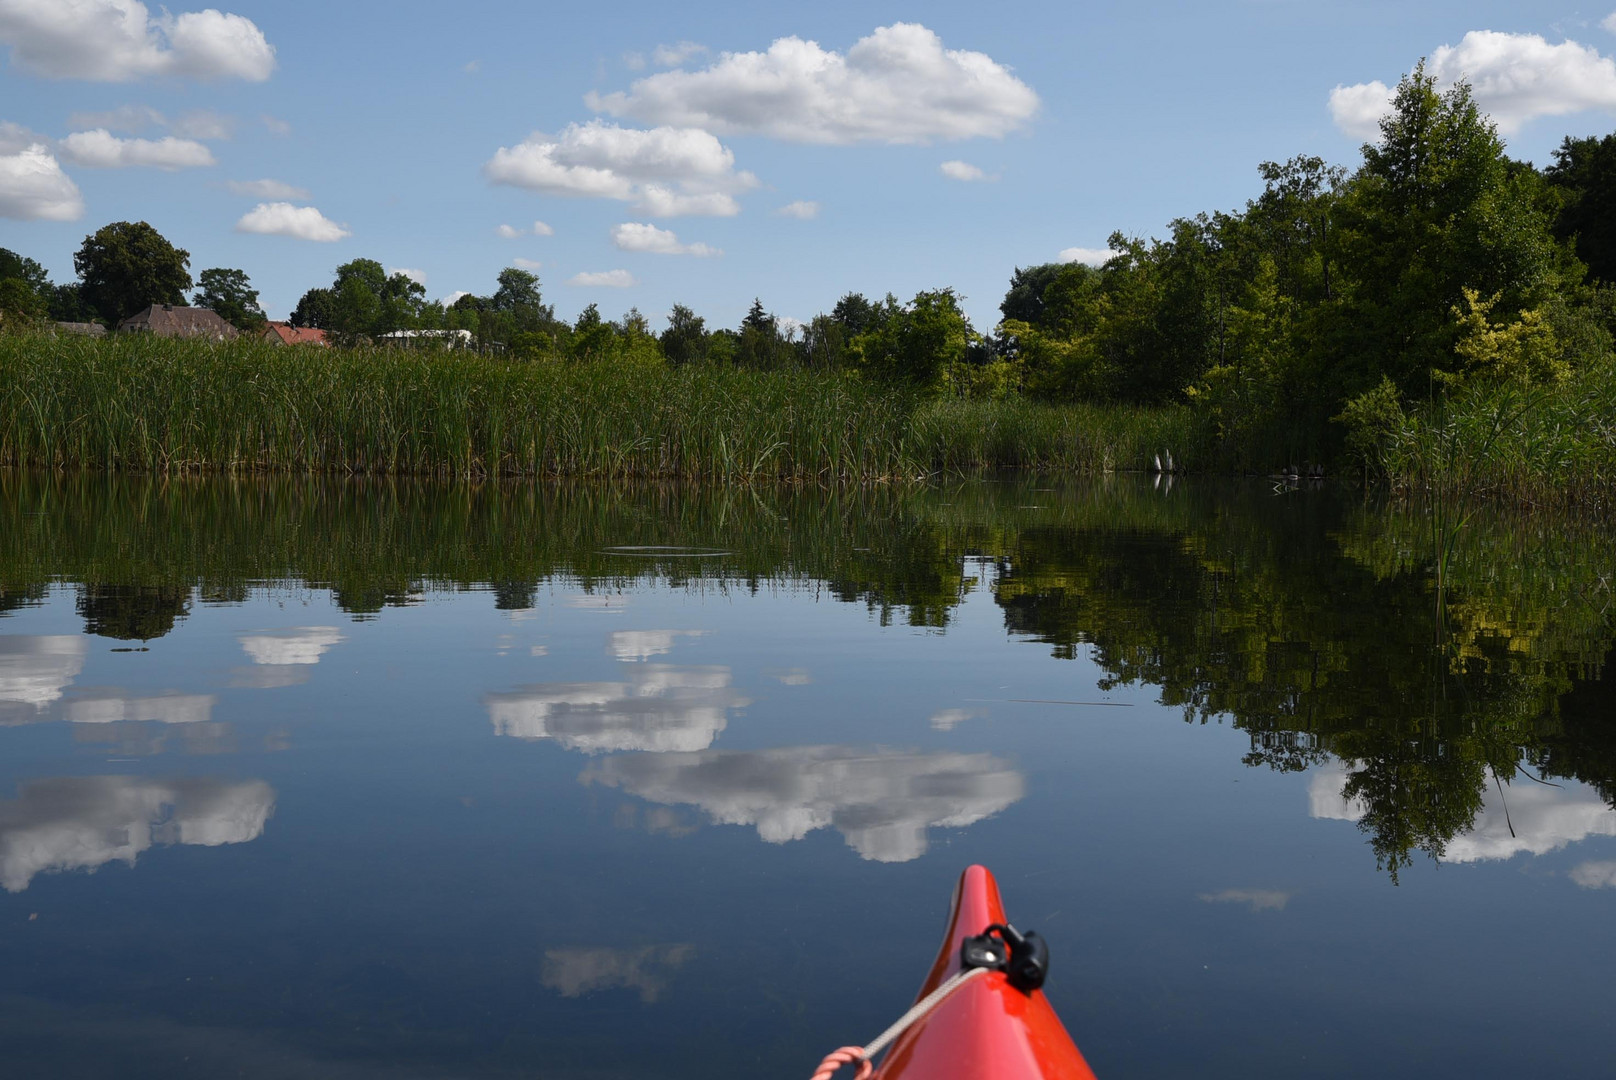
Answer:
[73,221,192,325]
[660,303,707,365]
[1331,65,1557,395]
[194,268,267,332]
[1545,132,1616,284]
[289,287,337,329]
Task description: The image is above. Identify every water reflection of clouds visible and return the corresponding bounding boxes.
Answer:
[583,746,1025,863]
[65,690,216,725]
[486,666,748,753]
[1199,888,1291,912]
[0,775,275,892]
[1310,759,1616,862]
[238,627,346,666]
[608,629,707,661]
[1570,861,1616,888]
[541,944,695,1003]
[0,635,89,712]
[763,667,811,686]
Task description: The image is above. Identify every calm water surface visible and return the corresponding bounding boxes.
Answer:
[0,474,1612,1078]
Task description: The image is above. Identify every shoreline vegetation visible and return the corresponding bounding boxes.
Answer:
[0,330,1196,480]
[5,67,1616,504]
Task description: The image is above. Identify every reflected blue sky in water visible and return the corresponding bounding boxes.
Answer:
[0,486,1613,1077]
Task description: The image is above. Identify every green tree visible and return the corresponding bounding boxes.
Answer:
[660,303,708,365]
[73,221,192,325]
[1332,65,1558,396]
[193,267,266,332]
[290,287,337,329]
[736,298,791,369]
[0,248,50,294]
[853,288,970,389]
[0,277,48,328]
[999,263,1065,327]
[1545,132,1616,284]
[831,292,878,336]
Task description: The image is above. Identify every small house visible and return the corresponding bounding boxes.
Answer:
[261,321,329,346]
[117,304,238,341]
[378,328,473,349]
[54,321,106,337]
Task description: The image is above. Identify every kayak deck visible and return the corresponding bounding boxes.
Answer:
[873,865,1098,1080]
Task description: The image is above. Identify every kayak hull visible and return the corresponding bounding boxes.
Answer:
[874,865,1097,1080]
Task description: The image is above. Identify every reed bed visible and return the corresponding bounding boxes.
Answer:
[0,332,918,481]
[910,397,1207,473]
[1375,360,1616,511]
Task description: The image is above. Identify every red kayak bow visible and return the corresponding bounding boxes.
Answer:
[874,864,1097,1080]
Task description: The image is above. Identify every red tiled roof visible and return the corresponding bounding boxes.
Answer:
[262,322,329,346]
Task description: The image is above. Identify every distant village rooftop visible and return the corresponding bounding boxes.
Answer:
[262,321,328,346]
[117,304,238,341]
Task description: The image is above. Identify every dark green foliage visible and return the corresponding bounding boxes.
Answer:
[0,278,47,327]
[999,263,1065,327]
[75,583,191,640]
[290,287,337,329]
[660,303,707,365]
[194,267,266,332]
[0,248,50,294]
[831,292,878,336]
[735,298,792,369]
[1546,132,1616,283]
[73,221,192,324]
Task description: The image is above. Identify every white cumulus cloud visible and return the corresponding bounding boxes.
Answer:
[388,266,426,285]
[486,665,747,754]
[0,636,88,710]
[169,108,233,139]
[569,269,637,288]
[58,128,215,169]
[0,775,274,892]
[1571,859,1616,887]
[939,159,987,181]
[497,220,555,239]
[1199,888,1291,912]
[543,944,694,1002]
[235,201,349,242]
[0,140,83,220]
[1327,80,1395,140]
[65,690,215,725]
[610,222,721,256]
[775,199,819,219]
[652,41,707,67]
[66,103,164,132]
[225,178,309,200]
[485,120,754,218]
[512,257,542,270]
[0,0,275,81]
[1058,246,1119,267]
[238,627,345,666]
[261,114,290,135]
[586,23,1039,145]
[1605,13,1616,34]
[583,745,1025,863]
[1330,30,1616,138]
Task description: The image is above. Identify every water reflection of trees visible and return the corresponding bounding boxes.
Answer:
[2,472,1614,876]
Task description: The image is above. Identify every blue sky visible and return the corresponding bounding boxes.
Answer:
[4,1,1616,328]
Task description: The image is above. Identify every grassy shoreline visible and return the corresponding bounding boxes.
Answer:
[0,332,1202,480]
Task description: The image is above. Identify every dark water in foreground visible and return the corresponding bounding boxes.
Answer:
[1,474,1613,1078]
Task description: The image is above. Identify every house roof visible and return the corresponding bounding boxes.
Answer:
[55,321,106,337]
[116,304,238,339]
[262,321,328,345]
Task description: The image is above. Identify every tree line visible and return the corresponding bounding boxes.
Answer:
[5,63,1616,463]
